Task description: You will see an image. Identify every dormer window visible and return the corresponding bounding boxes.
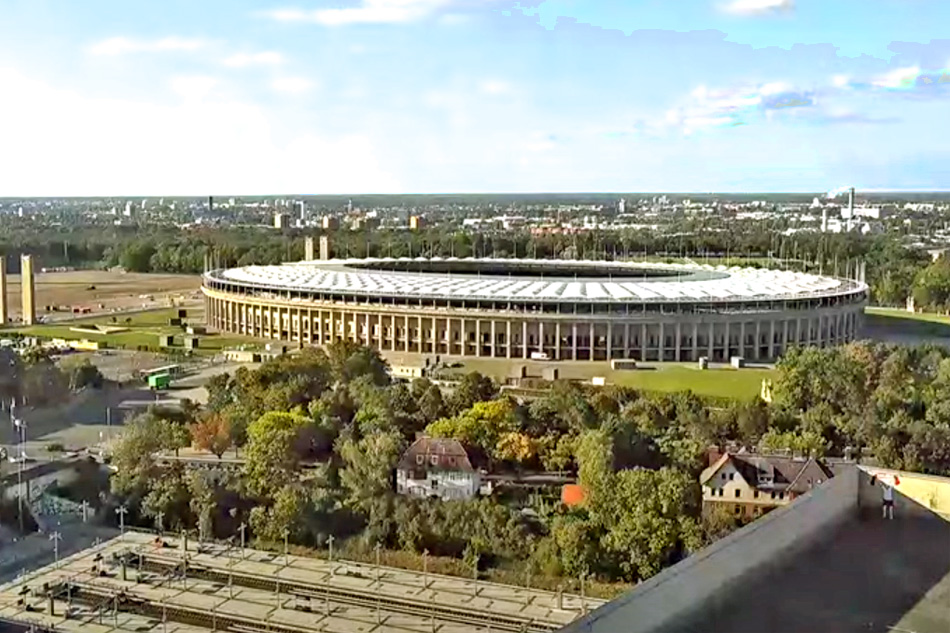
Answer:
[430,455,438,466]
[416,455,424,465]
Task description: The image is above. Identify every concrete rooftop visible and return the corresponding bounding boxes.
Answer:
[669,515,950,633]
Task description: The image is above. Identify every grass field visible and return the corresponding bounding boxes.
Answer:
[393,352,774,400]
[864,306,950,340]
[608,364,774,399]
[9,306,266,355]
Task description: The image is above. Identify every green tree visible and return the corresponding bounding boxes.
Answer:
[243,411,315,498]
[337,429,403,514]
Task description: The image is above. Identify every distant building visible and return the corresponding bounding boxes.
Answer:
[273,212,288,229]
[396,437,480,501]
[321,216,339,230]
[409,215,425,230]
[700,451,833,520]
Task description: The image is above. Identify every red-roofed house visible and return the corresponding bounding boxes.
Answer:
[396,437,480,501]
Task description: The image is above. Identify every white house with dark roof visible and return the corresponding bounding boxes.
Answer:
[395,437,480,501]
[700,451,834,520]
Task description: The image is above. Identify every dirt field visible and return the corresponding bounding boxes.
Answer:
[1,270,201,322]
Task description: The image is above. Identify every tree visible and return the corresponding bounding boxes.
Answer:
[249,485,306,543]
[188,470,217,539]
[243,411,315,498]
[111,412,188,497]
[190,412,232,458]
[449,372,498,413]
[426,399,518,458]
[326,341,390,386]
[61,357,104,391]
[494,432,537,464]
[337,429,403,514]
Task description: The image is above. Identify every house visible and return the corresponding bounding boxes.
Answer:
[395,437,480,501]
[700,451,834,520]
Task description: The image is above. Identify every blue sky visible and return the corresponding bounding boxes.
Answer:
[0,0,947,195]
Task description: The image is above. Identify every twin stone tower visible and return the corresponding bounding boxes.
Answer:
[0,255,37,327]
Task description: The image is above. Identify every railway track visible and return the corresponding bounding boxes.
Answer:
[125,549,558,632]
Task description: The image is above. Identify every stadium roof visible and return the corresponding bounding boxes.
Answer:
[210,258,866,304]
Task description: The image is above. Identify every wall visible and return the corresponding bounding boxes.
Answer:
[561,465,859,633]
[858,465,950,521]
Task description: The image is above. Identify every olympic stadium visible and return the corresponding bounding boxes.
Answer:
[201,258,868,362]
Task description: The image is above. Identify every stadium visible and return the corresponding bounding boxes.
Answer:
[201,258,868,362]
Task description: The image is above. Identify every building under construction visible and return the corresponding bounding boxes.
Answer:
[0,531,601,633]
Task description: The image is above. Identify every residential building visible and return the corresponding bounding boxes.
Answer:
[700,451,834,519]
[395,437,480,501]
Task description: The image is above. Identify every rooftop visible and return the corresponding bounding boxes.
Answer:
[207,258,865,304]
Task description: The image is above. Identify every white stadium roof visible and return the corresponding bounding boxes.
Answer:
[210,258,864,303]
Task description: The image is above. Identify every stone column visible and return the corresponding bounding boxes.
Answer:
[506,321,512,358]
[675,322,682,362]
[572,323,578,360]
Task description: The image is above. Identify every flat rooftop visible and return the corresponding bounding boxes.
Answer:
[0,531,601,633]
[670,515,950,633]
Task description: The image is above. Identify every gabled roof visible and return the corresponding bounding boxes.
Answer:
[700,452,833,494]
[397,437,474,473]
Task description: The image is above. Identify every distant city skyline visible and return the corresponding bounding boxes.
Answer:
[0,0,947,195]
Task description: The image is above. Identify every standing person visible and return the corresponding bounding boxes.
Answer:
[882,481,894,520]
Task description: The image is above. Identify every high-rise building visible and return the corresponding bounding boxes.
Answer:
[319,235,330,260]
[618,198,626,214]
[20,254,35,326]
[0,257,7,325]
[274,212,288,229]
[305,236,315,261]
[409,215,425,230]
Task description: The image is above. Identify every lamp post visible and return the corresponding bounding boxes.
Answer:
[422,549,428,590]
[49,532,61,565]
[156,511,164,535]
[238,522,246,559]
[116,505,128,533]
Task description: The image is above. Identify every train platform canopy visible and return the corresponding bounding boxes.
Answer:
[0,531,602,633]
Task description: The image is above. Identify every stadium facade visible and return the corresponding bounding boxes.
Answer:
[201,258,868,362]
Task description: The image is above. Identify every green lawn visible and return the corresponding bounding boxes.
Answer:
[427,354,773,401]
[609,365,773,400]
[8,307,267,355]
[864,306,950,338]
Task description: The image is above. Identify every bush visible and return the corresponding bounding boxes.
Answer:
[46,442,65,453]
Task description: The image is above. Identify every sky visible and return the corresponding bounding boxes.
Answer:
[0,0,948,195]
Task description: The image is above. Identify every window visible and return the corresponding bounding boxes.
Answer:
[721,473,727,480]
[771,492,776,500]
[729,473,735,481]
[753,490,759,499]
[416,455,424,466]
[734,505,741,515]
[430,455,438,466]
[734,489,741,498]
[778,492,785,500]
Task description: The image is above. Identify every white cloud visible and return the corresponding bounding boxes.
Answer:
[719,0,795,16]
[0,66,398,195]
[872,66,920,89]
[88,36,209,56]
[664,80,816,134]
[223,51,284,68]
[168,75,220,100]
[271,76,316,95]
[264,0,450,26]
[479,80,511,95]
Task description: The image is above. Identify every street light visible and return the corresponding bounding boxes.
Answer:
[116,505,128,533]
[49,532,61,565]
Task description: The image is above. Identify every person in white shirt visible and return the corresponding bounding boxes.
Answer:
[882,483,894,520]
